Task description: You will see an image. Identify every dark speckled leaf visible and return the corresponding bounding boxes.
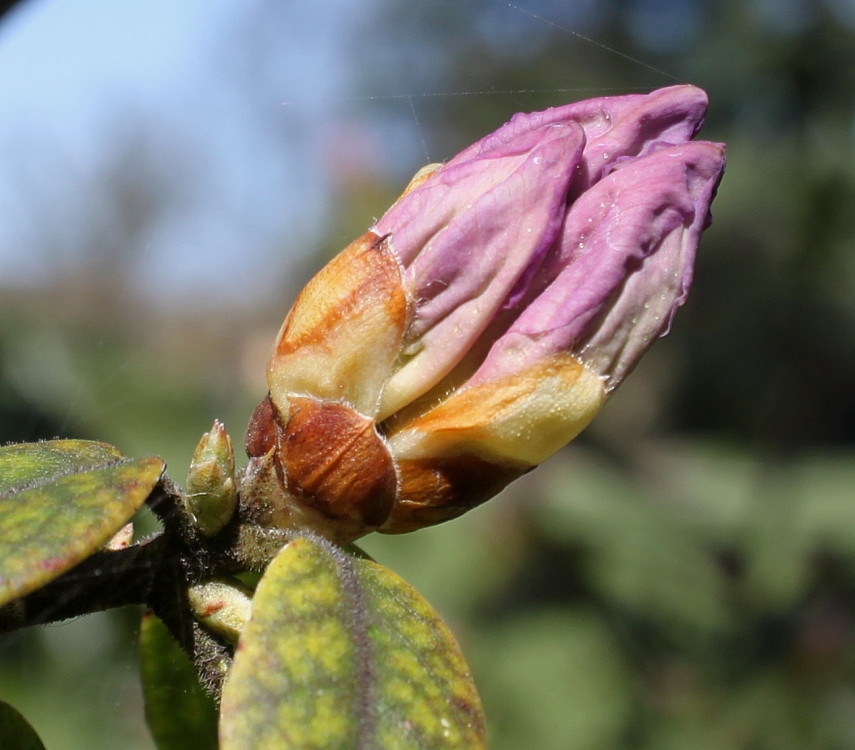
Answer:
[0,440,164,606]
[0,701,47,750]
[139,612,219,750]
[220,536,486,750]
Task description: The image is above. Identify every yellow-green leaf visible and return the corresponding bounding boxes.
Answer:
[139,612,219,750]
[0,439,124,495]
[0,441,164,606]
[220,536,486,750]
[0,701,47,750]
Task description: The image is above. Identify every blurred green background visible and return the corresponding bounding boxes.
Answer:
[1,0,855,748]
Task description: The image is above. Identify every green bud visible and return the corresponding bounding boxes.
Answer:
[185,420,238,537]
[187,578,253,644]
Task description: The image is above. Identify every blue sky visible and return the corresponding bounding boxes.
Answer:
[1,0,796,305]
[0,0,373,304]
[0,0,215,116]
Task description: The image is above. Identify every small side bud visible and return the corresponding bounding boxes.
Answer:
[185,420,238,537]
[187,578,253,644]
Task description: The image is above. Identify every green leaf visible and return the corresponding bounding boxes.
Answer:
[0,440,164,606]
[0,439,124,495]
[139,612,219,750]
[0,701,47,750]
[220,536,486,750]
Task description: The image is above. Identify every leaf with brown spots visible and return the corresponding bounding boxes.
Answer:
[220,535,486,750]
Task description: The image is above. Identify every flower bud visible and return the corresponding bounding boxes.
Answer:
[184,420,238,537]
[244,85,725,540]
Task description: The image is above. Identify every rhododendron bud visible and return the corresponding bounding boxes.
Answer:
[243,85,725,541]
[185,420,238,537]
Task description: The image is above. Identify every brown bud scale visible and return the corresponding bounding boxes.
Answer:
[381,455,528,534]
[245,394,278,458]
[277,397,397,528]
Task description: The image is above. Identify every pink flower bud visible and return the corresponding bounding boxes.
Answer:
[244,85,725,540]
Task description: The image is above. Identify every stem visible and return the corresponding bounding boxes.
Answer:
[0,535,172,632]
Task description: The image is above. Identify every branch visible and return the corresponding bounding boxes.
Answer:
[0,534,173,631]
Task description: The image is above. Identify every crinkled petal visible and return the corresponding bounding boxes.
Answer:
[474,85,711,313]
[375,120,585,419]
[471,140,725,391]
[449,85,709,189]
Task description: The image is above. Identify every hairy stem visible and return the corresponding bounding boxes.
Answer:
[0,535,172,632]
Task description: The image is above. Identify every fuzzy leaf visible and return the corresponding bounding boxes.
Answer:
[0,701,47,750]
[139,612,219,750]
[0,440,164,606]
[0,439,124,495]
[220,536,486,749]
